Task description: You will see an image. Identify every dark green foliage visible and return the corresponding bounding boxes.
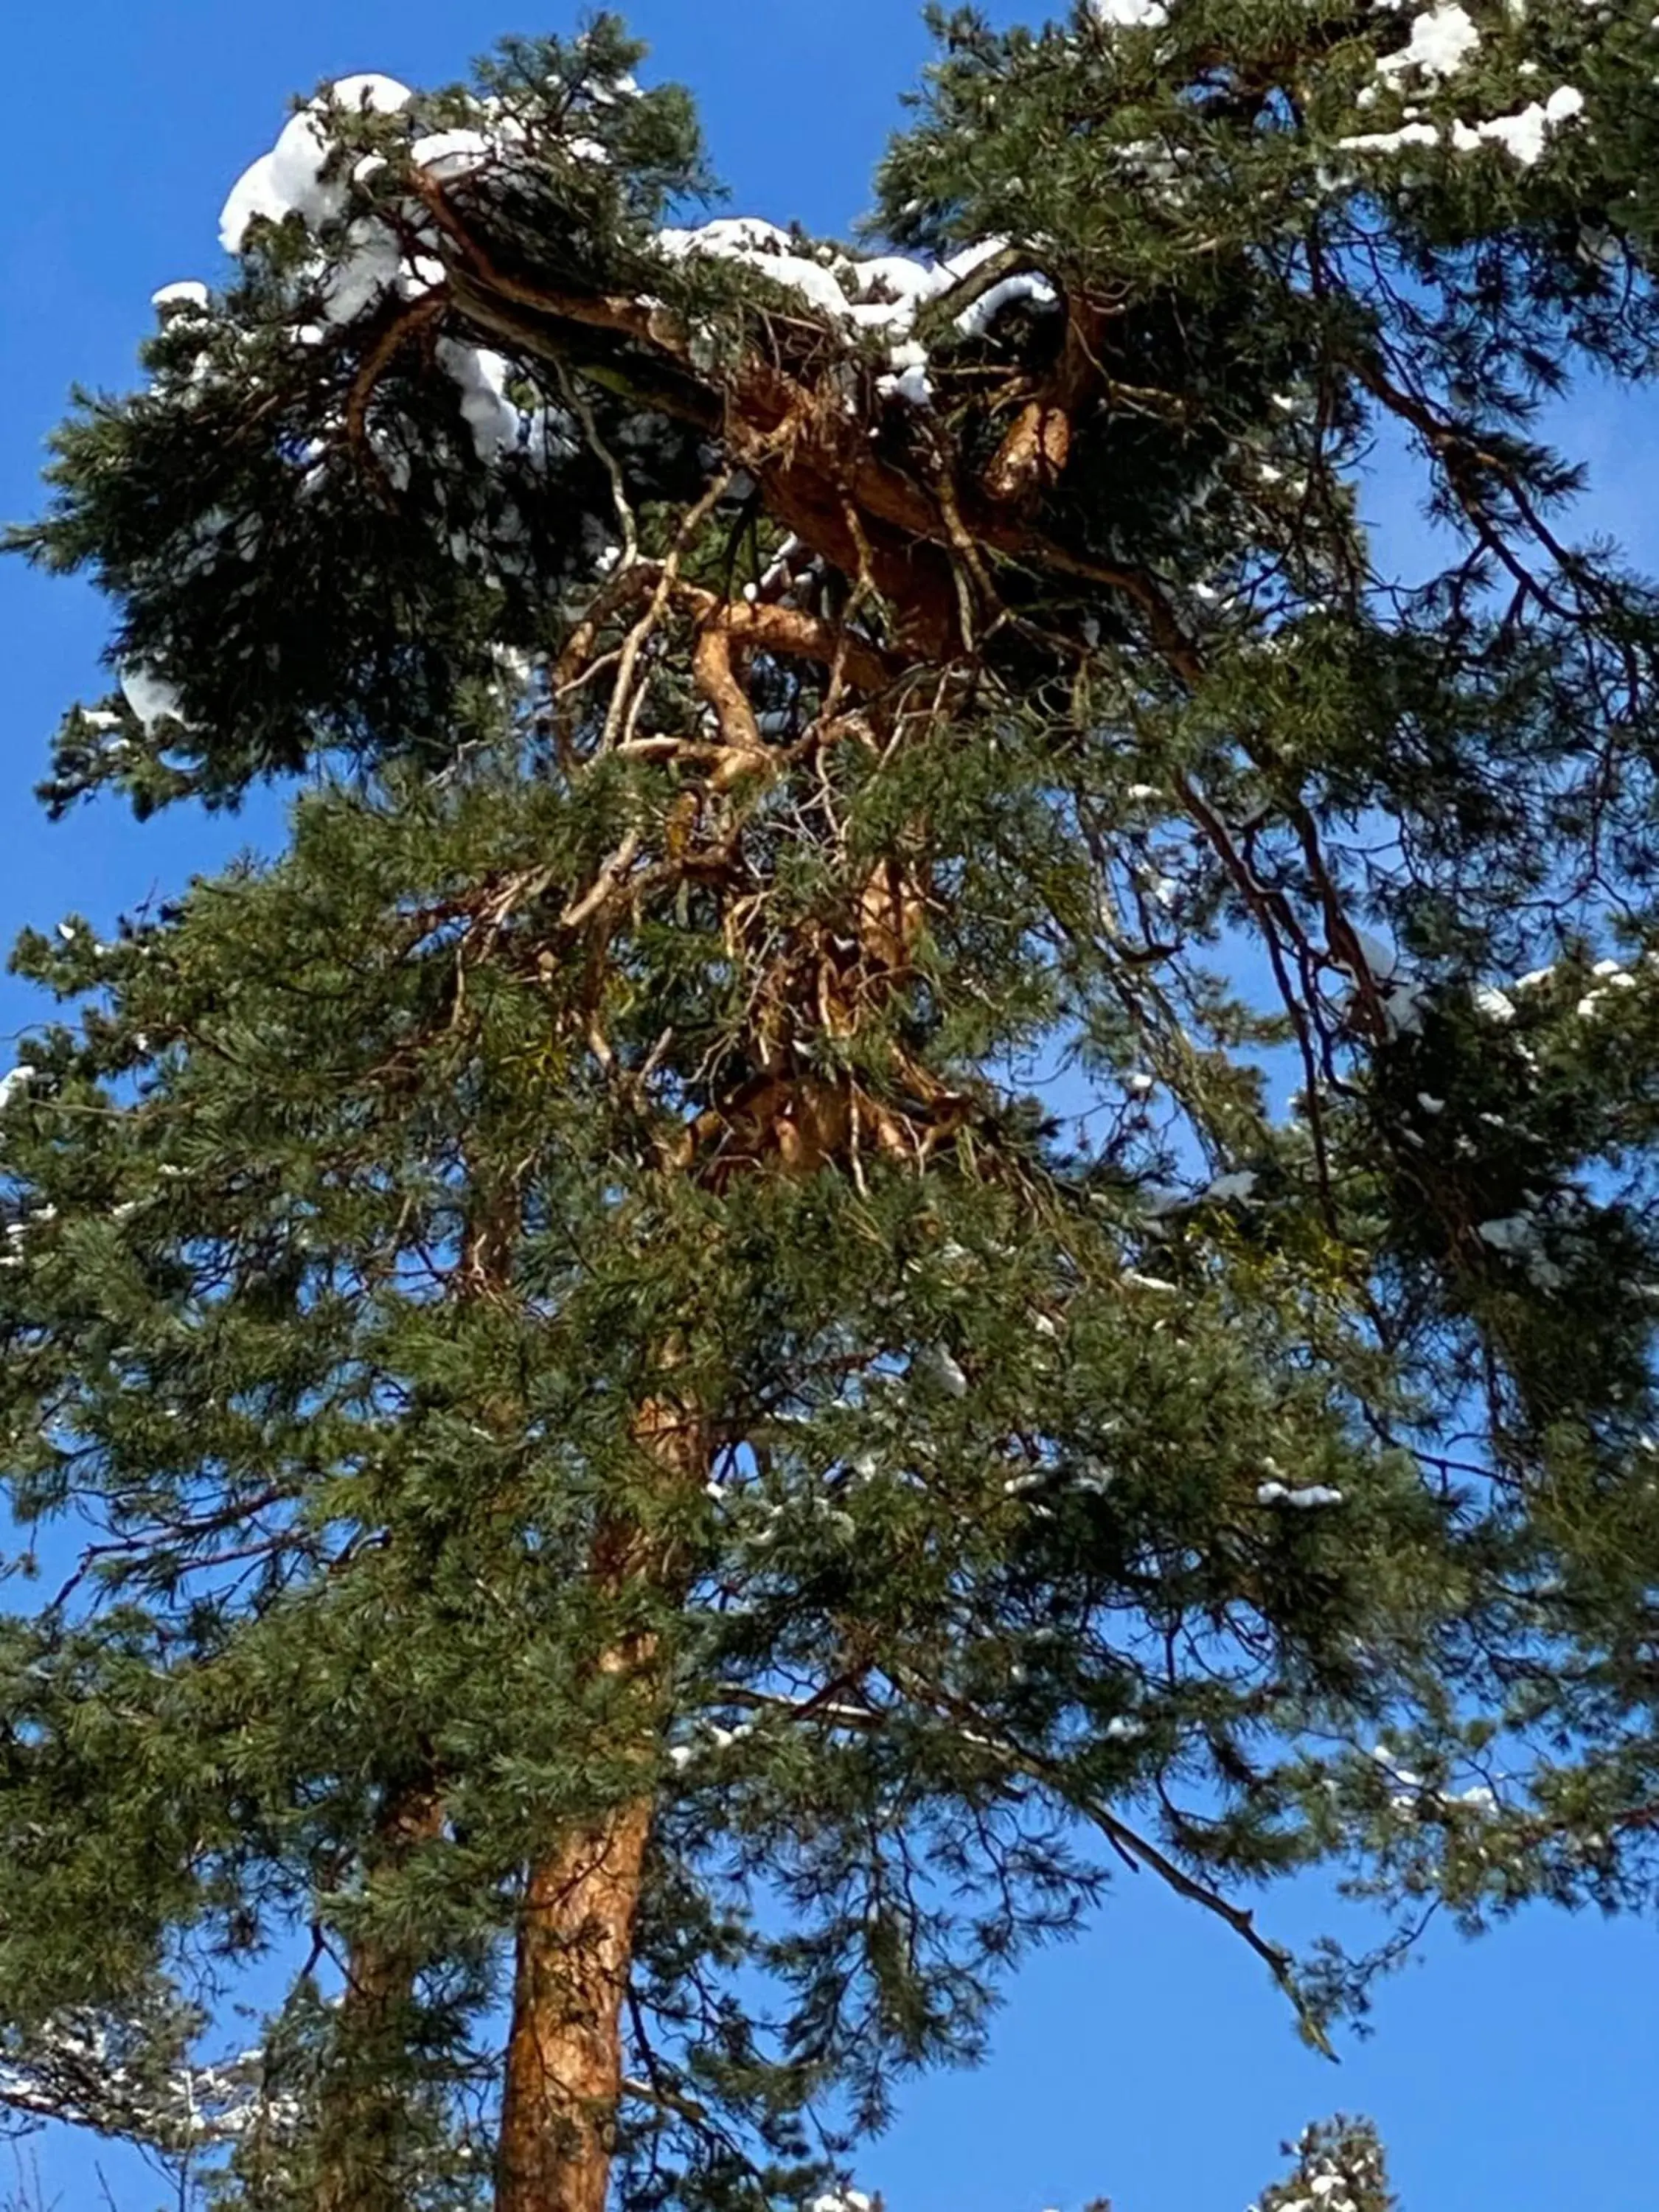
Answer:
[7,7,1659,2207]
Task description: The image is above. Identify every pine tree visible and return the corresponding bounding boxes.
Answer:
[7,6,1659,2207]
[1252,2119,1395,2212]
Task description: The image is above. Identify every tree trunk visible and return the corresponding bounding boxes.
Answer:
[492,489,933,2205]
[495,1790,658,2212]
[314,1784,445,2212]
[495,1394,708,2212]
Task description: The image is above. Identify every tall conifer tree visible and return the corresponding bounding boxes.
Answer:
[7,6,1659,2206]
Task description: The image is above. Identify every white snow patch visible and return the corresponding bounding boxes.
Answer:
[1091,0,1169,23]
[1450,85,1586,166]
[877,338,935,408]
[1377,4,1482,82]
[220,77,412,254]
[152,280,209,314]
[1338,931,1428,1036]
[119,664,187,733]
[262,109,343,233]
[655,219,1054,353]
[1338,120,1442,154]
[410,128,495,181]
[1359,970,1417,1032]
[0,1068,38,1113]
[953,271,1059,341]
[1259,1482,1346,1509]
[657,218,859,323]
[327,74,414,115]
[435,339,519,460]
[843,254,942,316]
[320,220,405,325]
[220,153,291,254]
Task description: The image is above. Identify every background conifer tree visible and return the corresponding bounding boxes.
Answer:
[7,5,1659,2207]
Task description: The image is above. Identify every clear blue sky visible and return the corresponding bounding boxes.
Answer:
[4,5,1657,2208]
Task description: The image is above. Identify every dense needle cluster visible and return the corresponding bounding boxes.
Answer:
[6,4,1659,2206]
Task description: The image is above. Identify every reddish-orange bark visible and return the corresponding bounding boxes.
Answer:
[495,1792,658,2212]
[495,1396,709,2212]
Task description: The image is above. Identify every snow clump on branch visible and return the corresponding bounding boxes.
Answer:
[655,222,1057,403]
[1374,2,1483,84]
[0,2010,285,2157]
[1091,0,1170,27]
[119,664,189,734]
[219,74,414,253]
[198,72,1067,428]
